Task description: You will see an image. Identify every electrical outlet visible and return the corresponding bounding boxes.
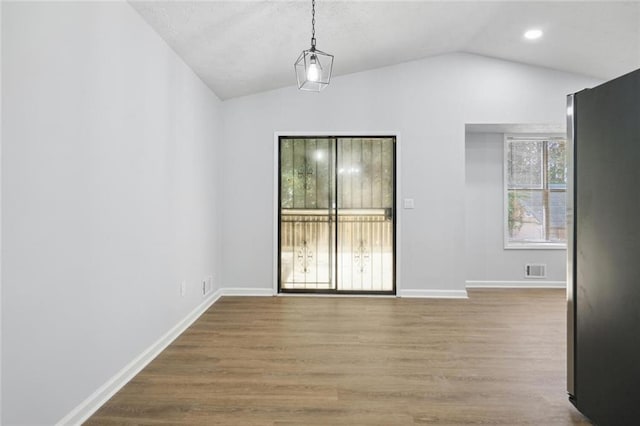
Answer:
[180,281,186,297]
[202,279,207,296]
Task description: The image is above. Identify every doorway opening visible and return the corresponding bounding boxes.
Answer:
[278,136,396,294]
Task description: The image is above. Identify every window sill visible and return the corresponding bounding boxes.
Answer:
[504,243,567,250]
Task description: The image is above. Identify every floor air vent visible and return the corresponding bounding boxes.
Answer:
[525,264,546,278]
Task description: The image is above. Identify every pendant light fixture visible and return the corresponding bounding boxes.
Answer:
[294,0,334,92]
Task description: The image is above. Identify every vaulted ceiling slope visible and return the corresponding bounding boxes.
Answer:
[130,1,640,100]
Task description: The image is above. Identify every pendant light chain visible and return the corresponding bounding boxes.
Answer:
[294,0,333,91]
[311,0,316,49]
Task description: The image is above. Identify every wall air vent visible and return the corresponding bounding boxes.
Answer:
[525,264,546,278]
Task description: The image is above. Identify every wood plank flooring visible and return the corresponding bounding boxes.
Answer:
[87,289,590,425]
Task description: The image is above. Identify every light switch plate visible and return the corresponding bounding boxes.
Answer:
[403,198,415,209]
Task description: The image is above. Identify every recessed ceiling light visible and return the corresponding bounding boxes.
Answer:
[524,29,543,40]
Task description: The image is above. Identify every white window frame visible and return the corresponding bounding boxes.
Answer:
[503,134,567,250]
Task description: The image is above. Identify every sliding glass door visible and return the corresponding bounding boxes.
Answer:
[279,138,335,290]
[278,136,395,294]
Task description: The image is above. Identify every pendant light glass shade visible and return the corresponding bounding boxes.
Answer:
[295,0,333,92]
[295,48,333,91]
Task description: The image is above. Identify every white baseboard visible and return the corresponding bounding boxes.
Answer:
[466,280,566,289]
[56,289,223,426]
[278,293,396,298]
[398,289,468,299]
[222,287,275,296]
[56,284,478,424]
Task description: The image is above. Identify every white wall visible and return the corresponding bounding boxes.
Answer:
[221,52,600,295]
[0,4,604,422]
[465,132,566,285]
[0,0,3,422]
[1,2,222,424]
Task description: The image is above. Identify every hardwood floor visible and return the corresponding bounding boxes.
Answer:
[87,289,590,425]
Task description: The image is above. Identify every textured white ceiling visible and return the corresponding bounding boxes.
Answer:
[130,1,640,100]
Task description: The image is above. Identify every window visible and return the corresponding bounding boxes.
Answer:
[504,135,567,248]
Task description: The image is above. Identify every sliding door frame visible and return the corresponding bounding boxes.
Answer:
[273,131,402,296]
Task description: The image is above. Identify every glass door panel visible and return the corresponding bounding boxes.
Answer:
[279,138,335,290]
[336,138,394,292]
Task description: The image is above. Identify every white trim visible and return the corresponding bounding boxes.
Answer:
[221,287,275,296]
[503,133,568,250]
[54,283,478,424]
[278,293,396,298]
[55,289,224,426]
[273,131,402,295]
[398,289,468,299]
[0,1,4,420]
[395,134,402,294]
[273,133,280,296]
[504,244,566,250]
[466,280,566,289]
[274,131,399,137]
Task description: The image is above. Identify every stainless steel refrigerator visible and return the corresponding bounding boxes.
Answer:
[567,68,640,425]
